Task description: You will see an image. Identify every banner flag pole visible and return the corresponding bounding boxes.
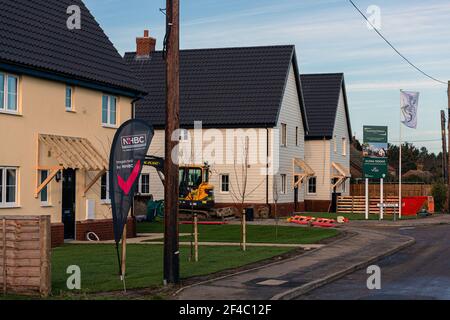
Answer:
[399,89,403,219]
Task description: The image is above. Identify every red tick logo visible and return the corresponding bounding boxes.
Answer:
[117,160,141,195]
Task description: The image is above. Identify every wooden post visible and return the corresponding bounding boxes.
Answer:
[447,81,450,213]
[2,218,6,295]
[121,227,127,280]
[441,110,448,181]
[194,214,199,262]
[164,0,180,284]
[39,216,51,297]
[242,211,247,252]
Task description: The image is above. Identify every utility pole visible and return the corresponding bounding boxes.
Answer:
[447,81,450,213]
[164,0,180,284]
[441,110,447,181]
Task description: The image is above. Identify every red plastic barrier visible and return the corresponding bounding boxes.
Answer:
[402,196,428,216]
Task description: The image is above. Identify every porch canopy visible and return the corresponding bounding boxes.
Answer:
[292,158,315,189]
[331,161,351,189]
[35,134,108,197]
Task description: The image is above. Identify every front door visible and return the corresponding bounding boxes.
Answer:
[294,176,299,212]
[62,169,76,239]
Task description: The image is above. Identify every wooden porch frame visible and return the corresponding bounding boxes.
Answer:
[34,166,63,198]
[292,159,315,189]
[83,169,106,196]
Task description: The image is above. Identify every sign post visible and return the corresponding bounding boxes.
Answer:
[363,126,388,220]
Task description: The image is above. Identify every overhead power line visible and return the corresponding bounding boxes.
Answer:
[348,0,447,85]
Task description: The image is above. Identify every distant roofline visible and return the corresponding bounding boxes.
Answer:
[124,44,296,56]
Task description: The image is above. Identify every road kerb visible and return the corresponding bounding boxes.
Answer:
[270,237,416,300]
[174,231,357,298]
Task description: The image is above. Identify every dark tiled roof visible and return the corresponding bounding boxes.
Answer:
[125,45,307,129]
[301,73,351,139]
[0,0,143,95]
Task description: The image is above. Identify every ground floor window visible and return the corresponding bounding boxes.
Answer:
[139,173,150,194]
[0,167,17,207]
[101,172,110,202]
[40,170,49,205]
[308,176,317,194]
[220,174,230,193]
[281,174,287,194]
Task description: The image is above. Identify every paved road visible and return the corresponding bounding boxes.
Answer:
[297,224,450,300]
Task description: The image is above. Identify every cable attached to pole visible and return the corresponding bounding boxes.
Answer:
[348,0,447,85]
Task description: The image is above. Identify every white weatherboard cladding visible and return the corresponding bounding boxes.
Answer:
[142,62,306,206]
[304,87,351,200]
[274,63,305,204]
[331,88,351,196]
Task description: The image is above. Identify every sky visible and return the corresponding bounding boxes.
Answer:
[84,0,450,153]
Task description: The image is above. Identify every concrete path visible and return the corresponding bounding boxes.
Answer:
[175,226,415,300]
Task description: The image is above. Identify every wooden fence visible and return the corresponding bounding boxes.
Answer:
[351,183,432,197]
[337,196,400,215]
[0,215,51,297]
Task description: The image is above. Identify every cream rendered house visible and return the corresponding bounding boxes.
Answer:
[301,74,352,212]
[126,32,311,215]
[0,0,144,245]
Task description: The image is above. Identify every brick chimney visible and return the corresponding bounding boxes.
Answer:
[136,30,156,57]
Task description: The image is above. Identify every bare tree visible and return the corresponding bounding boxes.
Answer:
[273,175,280,241]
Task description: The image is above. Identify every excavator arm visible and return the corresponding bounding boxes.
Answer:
[144,156,165,185]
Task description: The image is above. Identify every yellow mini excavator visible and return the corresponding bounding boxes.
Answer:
[144,156,215,211]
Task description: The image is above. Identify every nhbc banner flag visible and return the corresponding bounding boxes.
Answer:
[109,119,154,244]
[401,91,420,129]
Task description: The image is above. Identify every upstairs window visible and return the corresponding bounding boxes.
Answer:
[0,73,18,113]
[342,137,347,156]
[295,126,299,146]
[281,123,287,147]
[102,95,117,126]
[65,86,73,111]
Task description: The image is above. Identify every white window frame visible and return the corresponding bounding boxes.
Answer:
[342,137,347,156]
[139,173,150,195]
[0,167,18,208]
[100,172,111,204]
[307,176,317,195]
[65,86,74,111]
[40,170,51,206]
[102,95,118,127]
[0,73,19,114]
[220,174,230,193]
[281,174,287,194]
[281,123,287,147]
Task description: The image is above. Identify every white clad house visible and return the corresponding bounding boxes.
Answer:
[301,73,352,212]
[126,31,312,216]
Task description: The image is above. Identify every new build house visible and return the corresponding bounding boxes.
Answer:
[126,32,312,215]
[301,73,352,212]
[127,33,352,215]
[0,0,144,245]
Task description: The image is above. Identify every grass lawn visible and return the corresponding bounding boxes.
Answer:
[299,212,420,221]
[138,222,339,244]
[51,244,291,295]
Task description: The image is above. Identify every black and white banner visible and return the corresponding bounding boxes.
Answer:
[109,119,154,244]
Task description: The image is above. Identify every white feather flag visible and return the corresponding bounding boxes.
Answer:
[400,91,419,129]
